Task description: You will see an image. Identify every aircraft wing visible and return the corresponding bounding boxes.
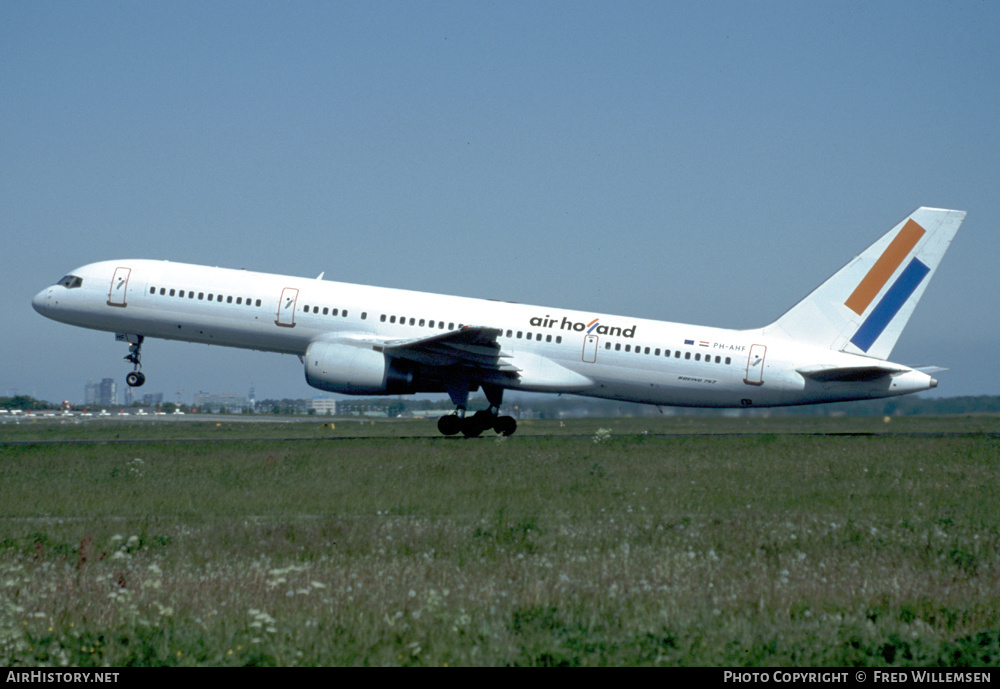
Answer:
[373,326,520,374]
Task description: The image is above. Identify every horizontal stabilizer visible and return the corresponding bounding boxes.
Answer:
[797,364,909,383]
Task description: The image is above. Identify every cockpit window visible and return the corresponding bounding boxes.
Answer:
[57,275,83,288]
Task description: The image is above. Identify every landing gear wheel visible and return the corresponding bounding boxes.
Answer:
[472,410,493,430]
[461,415,485,438]
[126,371,146,387]
[494,415,517,436]
[438,414,461,436]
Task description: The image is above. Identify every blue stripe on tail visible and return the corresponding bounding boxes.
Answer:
[850,258,930,352]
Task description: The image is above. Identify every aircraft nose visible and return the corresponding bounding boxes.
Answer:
[32,288,50,315]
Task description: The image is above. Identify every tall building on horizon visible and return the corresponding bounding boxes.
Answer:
[84,380,99,406]
[98,378,117,407]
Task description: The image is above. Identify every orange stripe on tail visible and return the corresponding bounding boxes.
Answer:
[844,219,925,315]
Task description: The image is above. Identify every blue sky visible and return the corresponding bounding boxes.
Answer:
[3,1,998,405]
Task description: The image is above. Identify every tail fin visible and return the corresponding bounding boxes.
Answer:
[762,207,965,360]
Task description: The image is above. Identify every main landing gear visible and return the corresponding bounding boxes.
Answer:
[124,335,146,387]
[437,382,517,437]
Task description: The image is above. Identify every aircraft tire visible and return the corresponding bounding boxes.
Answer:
[126,372,146,387]
[494,415,517,436]
[461,416,484,438]
[438,414,461,436]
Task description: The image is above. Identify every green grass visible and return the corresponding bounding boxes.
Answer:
[1,416,999,665]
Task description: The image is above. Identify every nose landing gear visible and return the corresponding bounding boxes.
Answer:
[123,335,146,387]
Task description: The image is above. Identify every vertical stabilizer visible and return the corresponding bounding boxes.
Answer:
[761,207,965,360]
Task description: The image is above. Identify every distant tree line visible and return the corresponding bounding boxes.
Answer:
[7,394,1000,418]
[0,396,53,410]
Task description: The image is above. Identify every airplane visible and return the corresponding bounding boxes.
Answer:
[32,207,965,437]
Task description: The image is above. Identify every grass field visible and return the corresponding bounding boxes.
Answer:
[1,415,999,666]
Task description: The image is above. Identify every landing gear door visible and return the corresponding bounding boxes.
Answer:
[276,287,299,327]
[107,267,131,307]
[582,335,598,363]
[744,344,766,386]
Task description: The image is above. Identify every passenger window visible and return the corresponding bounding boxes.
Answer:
[615,343,621,351]
[150,287,156,294]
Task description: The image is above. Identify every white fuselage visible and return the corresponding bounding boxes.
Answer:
[32,259,936,408]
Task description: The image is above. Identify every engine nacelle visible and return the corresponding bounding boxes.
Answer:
[304,341,415,395]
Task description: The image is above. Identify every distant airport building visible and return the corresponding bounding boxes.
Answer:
[193,392,248,413]
[142,393,164,406]
[310,397,337,415]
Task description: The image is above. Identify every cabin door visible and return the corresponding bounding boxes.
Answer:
[275,287,299,327]
[744,344,766,385]
[582,335,598,363]
[107,267,131,307]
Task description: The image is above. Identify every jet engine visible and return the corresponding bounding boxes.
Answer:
[304,341,415,395]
